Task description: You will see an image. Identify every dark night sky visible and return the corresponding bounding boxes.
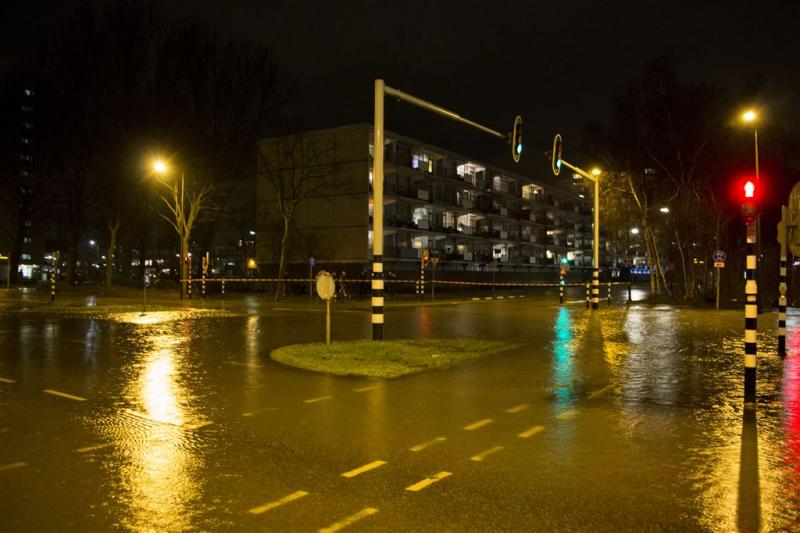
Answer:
[3,0,799,179]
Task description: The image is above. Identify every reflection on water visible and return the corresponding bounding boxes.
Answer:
[105,314,205,531]
[552,307,575,411]
[738,407,761,532]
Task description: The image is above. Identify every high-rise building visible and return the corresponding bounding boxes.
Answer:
[0,67,45,283]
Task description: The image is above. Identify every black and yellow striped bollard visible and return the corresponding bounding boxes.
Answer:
[585,282,590,309]
[744,230,757,404]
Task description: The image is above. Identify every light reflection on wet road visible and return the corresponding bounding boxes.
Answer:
[1,295,799,531]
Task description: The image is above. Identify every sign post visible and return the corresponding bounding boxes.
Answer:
[142,273,151,315]
[712,250,726,310]
[308,256,316,303]
[316,271,335,346]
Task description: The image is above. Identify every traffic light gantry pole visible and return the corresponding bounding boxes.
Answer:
[551,134,601,310]
[372,79,513,340]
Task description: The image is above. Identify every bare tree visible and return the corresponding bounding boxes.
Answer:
[258,133,337,300]
[156,173,213,297]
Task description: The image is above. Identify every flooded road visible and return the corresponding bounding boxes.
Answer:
[1,294,799,531]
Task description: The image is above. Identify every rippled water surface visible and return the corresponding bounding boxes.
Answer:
[1,298,799,531]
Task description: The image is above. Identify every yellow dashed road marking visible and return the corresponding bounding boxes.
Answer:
[304,395,333,404]
[518,425,545,438]
[319,507,378,533]
[353,385,380,393]
[470,446,504,462]
[409,437,447,452]
[406,471,452,492]
[248,490,309,515]
[557,408,578,420]
[0,377,15,384]
[505,403,529,414]
[341,460,386,478]
[463,418,493,431]
[43,389,87,402]
[76,443,113,454]
[0,462,27,472]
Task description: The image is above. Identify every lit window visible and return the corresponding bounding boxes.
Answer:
[20,154,32,161]
[24,221,32,227]
[24,89,35,96]
[21,253,31,261]
[20,171,30,178]
[21,138,31,144]
[23,122,33,129]
[24,237,32,244]
[21,105,34,112]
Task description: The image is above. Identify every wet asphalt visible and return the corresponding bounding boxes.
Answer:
[1,288,799,532]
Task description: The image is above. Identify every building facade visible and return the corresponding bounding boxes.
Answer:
[257,124,596,280]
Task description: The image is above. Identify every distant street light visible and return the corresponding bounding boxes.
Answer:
[659,206,670,214]
[630,227,640,235]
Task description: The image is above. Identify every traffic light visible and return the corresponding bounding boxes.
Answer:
[740,179,759,223]
[552,134,564,175]
[511,116,523,163]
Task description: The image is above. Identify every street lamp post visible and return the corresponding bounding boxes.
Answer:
[742,110,761,312]
[152,160,188,299]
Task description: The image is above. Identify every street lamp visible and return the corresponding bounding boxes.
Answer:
[659,206,670,214]
[152,158,188,298]
[741,110,759,182]
[551,134,603,309]
[741,109,761,312]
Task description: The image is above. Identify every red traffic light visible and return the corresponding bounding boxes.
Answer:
[744,180,755,199]
[739,179,759,222]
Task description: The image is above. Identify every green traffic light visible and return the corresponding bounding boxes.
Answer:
[560,257,568,265]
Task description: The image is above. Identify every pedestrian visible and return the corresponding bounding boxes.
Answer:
[337,270,348,300]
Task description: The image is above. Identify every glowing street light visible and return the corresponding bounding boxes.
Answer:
[153,159,168,175]
[742,110,757,123]
[660,206,670,214]
[630,227,640,235]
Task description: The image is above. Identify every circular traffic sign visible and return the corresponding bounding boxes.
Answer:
[712,250,727,262]
[315,271,335,300]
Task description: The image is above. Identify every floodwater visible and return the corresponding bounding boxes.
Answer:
[0,291,798,531]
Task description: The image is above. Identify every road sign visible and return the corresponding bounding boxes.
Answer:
[714,261,725,269]
[308,256,315,268]
[316,271,335,300]
[712,250,726,262]
[143,274,151,288]
[431,256,439,267]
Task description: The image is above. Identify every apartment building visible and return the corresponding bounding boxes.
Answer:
[257,124,595,278]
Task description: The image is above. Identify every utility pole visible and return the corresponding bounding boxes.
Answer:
[551,134,601,309]
[371,79,513,340]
